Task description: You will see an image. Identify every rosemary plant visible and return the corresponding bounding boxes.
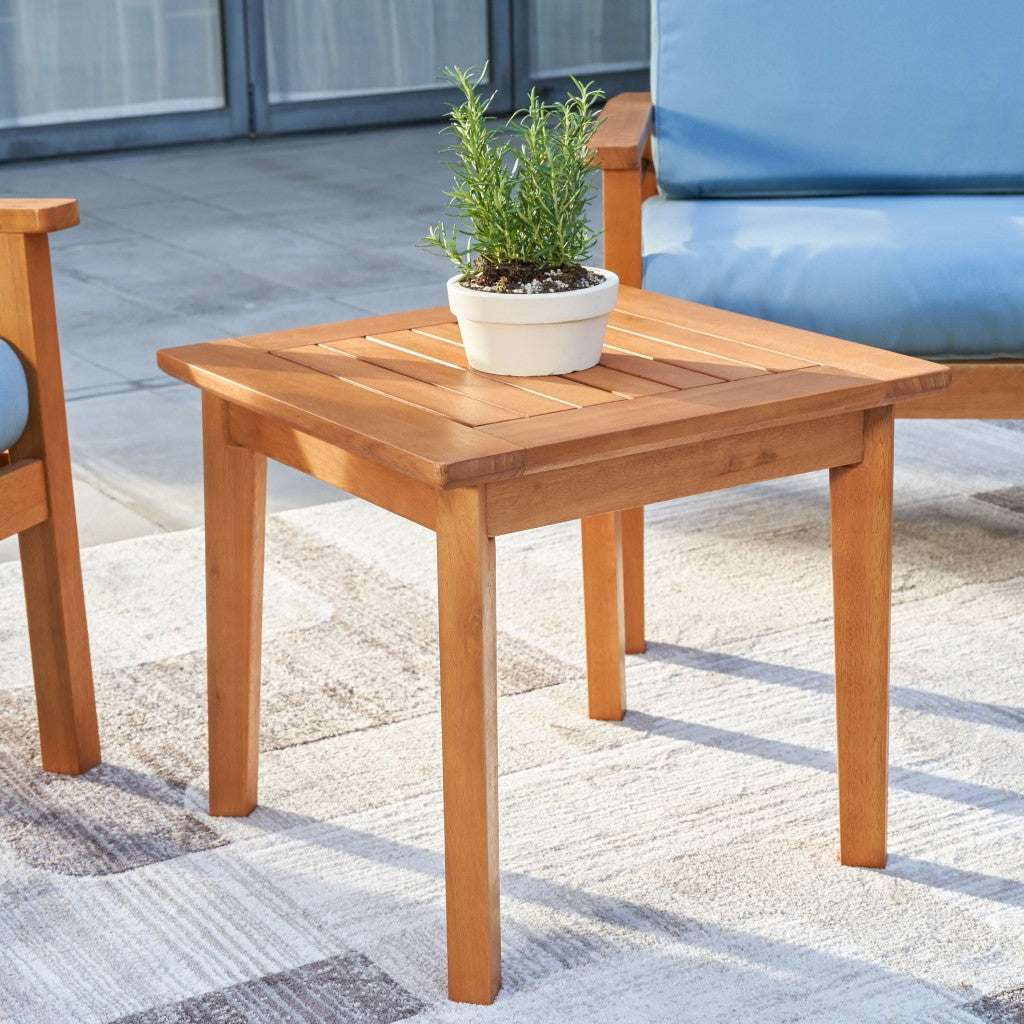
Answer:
[421,65,604,292]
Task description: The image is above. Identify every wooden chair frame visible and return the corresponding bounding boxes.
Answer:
[0,199,99,774]
[590,93,1024,650]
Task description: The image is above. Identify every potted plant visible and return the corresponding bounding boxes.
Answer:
[421,66,618,376]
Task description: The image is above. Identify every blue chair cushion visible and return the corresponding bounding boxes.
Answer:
[642,194,1024,359]
[652,0,1024,198]
[0,338,30,451]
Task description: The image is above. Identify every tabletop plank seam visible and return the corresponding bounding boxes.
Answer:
[352,332,581,417]
[606,320,821,374]
[615,316,824,367]
[293,340,683,419]
[408,323,636,410]
[314,337,550,419]
[273,347,528,428]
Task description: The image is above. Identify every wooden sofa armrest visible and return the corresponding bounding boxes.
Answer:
[589,93,654,287]
[591,92,653,170]
[0,199,79,234]
[1,196,79,505]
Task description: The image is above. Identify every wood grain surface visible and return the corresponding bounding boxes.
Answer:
[158,286,949,489]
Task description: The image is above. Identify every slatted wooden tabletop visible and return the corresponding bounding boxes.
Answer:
[158,285,948,488]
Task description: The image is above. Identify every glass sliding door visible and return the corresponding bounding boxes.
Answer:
[0,0,650,160]
[264,1,487,102]
[250,0,510,133]
[0,0,247,160]
[517,0,649,105]
[529,0,649,77]
[0,0,224,127]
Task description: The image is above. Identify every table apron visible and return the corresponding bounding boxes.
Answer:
[227,403,438,530]
[485,410,866,536]
[227,402,868,540]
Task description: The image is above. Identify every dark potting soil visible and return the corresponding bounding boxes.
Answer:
[464,261,605,294]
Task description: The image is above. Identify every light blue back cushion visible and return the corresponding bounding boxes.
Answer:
[642,194,1024,359]
[0,338,30,451]
[653,0,1024,197]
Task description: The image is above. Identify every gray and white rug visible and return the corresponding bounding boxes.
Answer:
[1,419,1022,1024]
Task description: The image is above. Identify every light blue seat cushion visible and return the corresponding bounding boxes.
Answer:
[0,339,29,451]
[652,0,1024,198]
[642,194,1024,359]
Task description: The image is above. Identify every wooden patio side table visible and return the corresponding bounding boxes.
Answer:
[157,286,948,1005]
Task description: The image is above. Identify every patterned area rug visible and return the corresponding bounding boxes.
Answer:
[1,419,1022,1024]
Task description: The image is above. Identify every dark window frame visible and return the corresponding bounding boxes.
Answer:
[0,0,649,163]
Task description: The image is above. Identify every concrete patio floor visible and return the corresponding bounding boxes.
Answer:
[0,122,495,560]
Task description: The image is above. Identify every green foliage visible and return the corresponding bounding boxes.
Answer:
[421,65,604,280]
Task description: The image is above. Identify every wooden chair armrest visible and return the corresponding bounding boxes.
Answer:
[0,199,79,234]
[589,92,653,171]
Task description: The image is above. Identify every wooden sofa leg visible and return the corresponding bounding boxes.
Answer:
[19,510,100,775]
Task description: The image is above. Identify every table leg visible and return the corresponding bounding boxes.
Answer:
[436,487,501,1004]
[581,511,626,720]
[622,506,646,653]
[202,394,267,817]
[829,405,893,868]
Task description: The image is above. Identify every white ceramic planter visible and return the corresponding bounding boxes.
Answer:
[447,269,619,376]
